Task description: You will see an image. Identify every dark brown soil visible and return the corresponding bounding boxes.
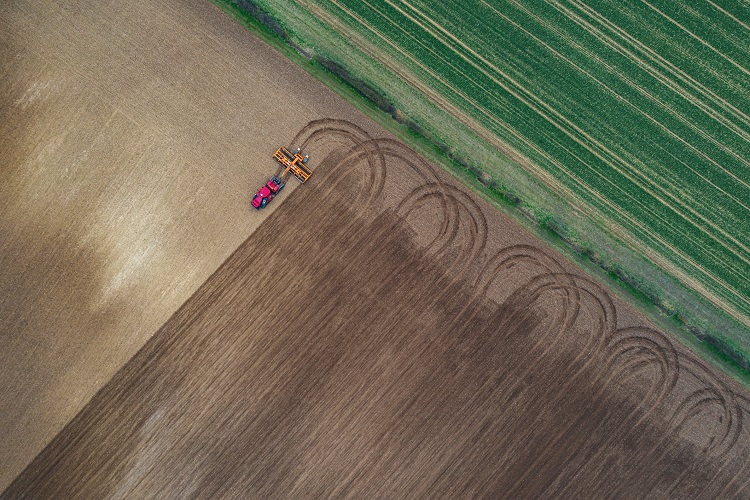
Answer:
[5,121,750,498]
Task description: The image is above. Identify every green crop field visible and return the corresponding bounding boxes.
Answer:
[230,0,749,360]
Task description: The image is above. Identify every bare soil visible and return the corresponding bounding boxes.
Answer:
[0,0,384,489]
[4,120,750,498]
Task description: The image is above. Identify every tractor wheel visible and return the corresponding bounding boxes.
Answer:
[260,198,268,209]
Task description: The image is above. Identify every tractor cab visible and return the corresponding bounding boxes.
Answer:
[251,176,284,210]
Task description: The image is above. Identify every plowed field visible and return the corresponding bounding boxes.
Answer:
[5,120,750,498]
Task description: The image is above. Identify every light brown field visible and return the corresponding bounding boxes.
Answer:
[0,0,381,489]
[2,0,750,497]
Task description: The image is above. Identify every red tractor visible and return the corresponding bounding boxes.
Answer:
[250,146,312,210]
[251,176,285,209]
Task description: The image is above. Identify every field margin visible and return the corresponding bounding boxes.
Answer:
[210,0,750,387]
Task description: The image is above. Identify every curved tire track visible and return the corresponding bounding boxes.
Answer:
[397,182,488,277]
[288,118,748,496]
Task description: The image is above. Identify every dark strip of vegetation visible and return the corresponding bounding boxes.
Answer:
[230,0,287,39]
[215,0,750,377]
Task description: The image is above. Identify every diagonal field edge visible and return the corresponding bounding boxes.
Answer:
[5,124,750,498]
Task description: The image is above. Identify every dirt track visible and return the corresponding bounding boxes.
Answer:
[0,0,383,489]
[5,120,750,497]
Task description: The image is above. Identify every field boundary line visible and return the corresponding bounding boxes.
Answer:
[273,0,750,324]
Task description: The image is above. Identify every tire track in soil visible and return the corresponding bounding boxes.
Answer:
[547,324,680,498]
[296,119,477,305]
[4,119,750,498]
[309,121,750,496]
[285,120,750,498]
[480,272,622,498]
[396,182,487,283]
[610,354,743,498]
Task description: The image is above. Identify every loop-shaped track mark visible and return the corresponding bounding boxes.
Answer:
[603,326,679,420]
[293,118,379,161]
[668,357,742,459]
[397,182,488,273]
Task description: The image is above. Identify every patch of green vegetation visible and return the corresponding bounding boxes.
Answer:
[210,0,750,387]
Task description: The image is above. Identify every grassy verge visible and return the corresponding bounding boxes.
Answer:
[211,0,750,387]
